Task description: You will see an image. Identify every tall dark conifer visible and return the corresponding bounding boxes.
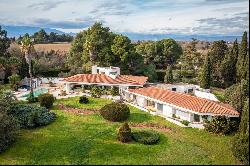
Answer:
[200,54,212,89]
[221,49,235,87]
[237,31,248,82]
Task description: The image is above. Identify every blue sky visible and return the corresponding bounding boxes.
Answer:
[0,0,249,35]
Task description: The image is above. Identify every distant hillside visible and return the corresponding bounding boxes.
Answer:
[2,25,66,37]
[2,25,242,42]
[123,32,242,42]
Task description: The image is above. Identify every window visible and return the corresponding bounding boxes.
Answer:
[157,103,163,111]
[194,114,200,122]
[172,88,176,91]
[147,100,155,107]
[97,69,99,73]
[109,72,117,75]
[188,89,193,93]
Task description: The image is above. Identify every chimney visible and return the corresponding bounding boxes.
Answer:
[92,65,97,74]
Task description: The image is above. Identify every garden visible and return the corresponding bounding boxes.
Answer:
[0,94,242,165]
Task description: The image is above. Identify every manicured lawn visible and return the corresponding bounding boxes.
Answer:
[211,87,226,102]
[0,97,240,165]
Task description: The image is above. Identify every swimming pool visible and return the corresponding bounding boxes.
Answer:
[21,88,49,98]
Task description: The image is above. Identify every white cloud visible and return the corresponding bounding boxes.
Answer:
[0,0,248,35]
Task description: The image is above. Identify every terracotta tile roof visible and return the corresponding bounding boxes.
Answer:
[62,74,148,86]
[128,86,239,116]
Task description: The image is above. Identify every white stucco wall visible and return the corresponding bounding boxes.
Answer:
[163,104,173,117]
[194,90,219,101]
[136,96,146,107]
[175,109,190,121]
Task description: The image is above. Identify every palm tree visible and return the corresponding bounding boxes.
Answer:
[85,39,97,61]
[20,36,35,98]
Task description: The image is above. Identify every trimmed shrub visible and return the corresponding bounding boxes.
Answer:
[204,116,239,135]
[0,111,19,153]
[79,96,89,104]
[38,93,55,109]
[181,120,190,126]
[100,102,130,122]
[10,104,56,128]
[118,122,132,143]
[35,111,57,126]
[132,130,160,145]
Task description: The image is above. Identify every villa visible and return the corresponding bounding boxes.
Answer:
[122,86,239,128]
[61,65,148,93]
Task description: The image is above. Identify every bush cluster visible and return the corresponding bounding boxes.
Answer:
[100,102,130,122]
[10,104,56,128]
[204,116,239,135]
[0,111,19,153]
[110,87,119,96]
[132,130,160,145]
[117,122,132,143]
[79,96,89,104]
[181,120,190,126]
[38,93,55,109]
[90,86,103,98]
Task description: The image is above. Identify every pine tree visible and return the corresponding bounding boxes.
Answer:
[164,65,173,83]
[237,32,248,82]
[200,54,212,89]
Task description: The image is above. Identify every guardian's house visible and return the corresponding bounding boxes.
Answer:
[122,86,239,128]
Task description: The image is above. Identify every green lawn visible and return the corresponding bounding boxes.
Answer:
[0,97,240,165]
[211,87,226,102]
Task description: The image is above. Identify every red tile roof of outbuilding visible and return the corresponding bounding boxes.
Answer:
[128,86,239,116]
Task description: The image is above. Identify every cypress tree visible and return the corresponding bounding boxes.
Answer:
[200,54,212,89]
[232,98,249,165]
[164,65,173,83]
[232,39,239,83]
[221,50,235,88]
[237,31,248,82]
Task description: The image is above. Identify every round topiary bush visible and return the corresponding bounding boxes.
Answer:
[100,102,130,122]
[132,130,160,145]
[38,93,55,109]
[79,96,89,104]
[118,122,132,143]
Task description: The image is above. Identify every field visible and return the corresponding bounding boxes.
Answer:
[34,43,71,53]
[0,97,240,165]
